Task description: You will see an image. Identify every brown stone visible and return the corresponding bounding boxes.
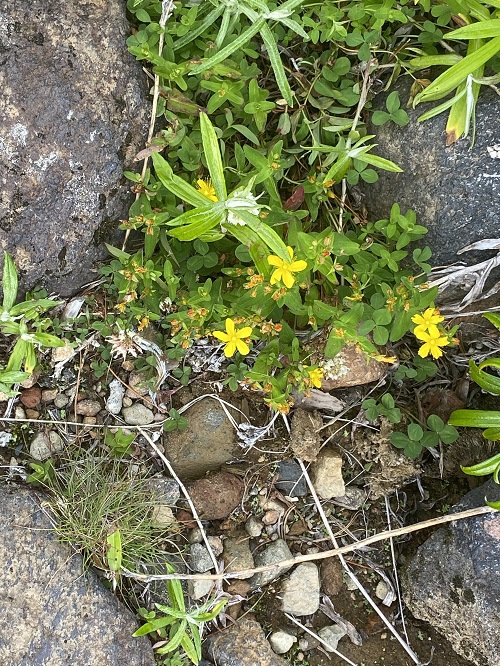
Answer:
[20,386,41,408]
[321,557,344,597]
[187,472,244,520]
[321,345,385,390]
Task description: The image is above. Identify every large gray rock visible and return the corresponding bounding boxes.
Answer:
[403,479,500,666]
[362,82,499,266]
[0,484,155,666]
[0,0,148,296]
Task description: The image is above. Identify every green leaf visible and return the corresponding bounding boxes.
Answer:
[483,427,500,441]
[414,36,500,103]
[391,432,410,448]
[427,414,445,432]
[156,620,188,654]
[259,23,293,106]
[461,452,500,476]
[167,206,225,241]
[469,359,500,394]
[449,409,500,429]
[132,615,176,637]
[106,529,122,572]
[484,312,500,332]
[2,252,18,312]
[199,113,227,201]
[356,152,403,172]
[173,4,225,50]
[233,211,290,262]
[447,20,500,40]
[152,152,210,207]
[408,423,423,441]
[190,18,266,76]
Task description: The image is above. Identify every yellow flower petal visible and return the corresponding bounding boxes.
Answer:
[235,339,250,355]
[237,327,253,339]
[289,260,307,273]
[270,268,282,285]
[267,255,283,267]
[225,318,235,336]
[213,330,230,343]
[224,341,237,357]
[282,271,295,289]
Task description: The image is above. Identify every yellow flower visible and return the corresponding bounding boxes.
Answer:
[308,367,324,388]
[417,328,449,359]
[411,308,444,336]
[196,179,218,202]
[268,247,307,289]
[414,323,440,342]
[213,318,253,357]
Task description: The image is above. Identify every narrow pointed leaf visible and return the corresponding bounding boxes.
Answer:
[414,36,500,103]
[152,152,210,207]
[355,152,403,172]
[190,18,266,75]
[2,252,18,311]
[231,210,290,261]
[200,113,227,200]
[447,20,500,40]
[167,207,224,241]
[448,409,500,428]
[173,4,225,50]
[259,23,293,106]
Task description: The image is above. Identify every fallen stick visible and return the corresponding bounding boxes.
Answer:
[121,504,495,582]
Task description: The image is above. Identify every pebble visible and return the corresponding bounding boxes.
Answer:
[190,543,215,573]
[249,538,293,589]
[54,394,69,408]
[15,406,26,419]
[51,342,74,362]
[20,386,42,408]
[331,486,367,510]
[310,450,345,499]
[188,578,214,601]
[75,400,101,417]
[318,625,346,652]
[270,630,297,654]
[148,476,180,506]
[375,580,389,601]
[245,515,263,538]
[30,431,64,460]
[83,417,97,425]
[0,432,13,447]
[275,460,307,497]
[188,528,203,544]
[25,409,39,419]
[263,510,280,526]
[226,580,251,598]
[106,378,126,415]
[281,563,320,615]
[125,371,150,398]
[122,403,155,425]
[320,557,344,597]
[41,389,58,403]
[207,536,224,557]
[223,533,255,579]
[151,505,176,528]
[187,472,244,520]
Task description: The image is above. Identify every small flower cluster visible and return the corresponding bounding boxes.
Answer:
[411,308,450,359]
